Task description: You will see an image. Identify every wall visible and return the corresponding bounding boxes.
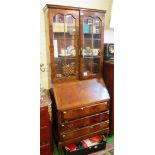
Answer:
[40,0,113,89]
[104,28,114,43]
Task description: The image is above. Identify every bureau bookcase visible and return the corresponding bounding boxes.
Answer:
[44,4,110,154]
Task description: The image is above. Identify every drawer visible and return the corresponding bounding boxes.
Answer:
[61,102,108,121]
[60,121,109,141]
[40,107,50,127]
[40,144,51,155]
[40,126,50,146]
[64,140,106,155]
[60,111,109,132]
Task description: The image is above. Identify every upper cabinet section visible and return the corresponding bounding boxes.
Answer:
[44,5,105,83]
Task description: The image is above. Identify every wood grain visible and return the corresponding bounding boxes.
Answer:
[53,78,110,111]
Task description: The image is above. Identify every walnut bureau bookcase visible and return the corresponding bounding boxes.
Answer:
[44,4,110,154]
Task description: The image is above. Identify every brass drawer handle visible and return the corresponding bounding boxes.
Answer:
[63,111,67,114]
[61,124,64,127]
[106,120,109,123]
[62,135,66,138]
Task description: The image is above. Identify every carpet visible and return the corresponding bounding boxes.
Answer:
[89,143,114,155]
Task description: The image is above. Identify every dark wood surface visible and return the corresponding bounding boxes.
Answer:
[44,4,106,13]
[40,107,50,127]
[61,102,108,121]
[53,78,110,111]
[103,60,114,135]
[40,144,51,155]
[60,121,109,141]
[40,90,53,155]
[60,111,109,132]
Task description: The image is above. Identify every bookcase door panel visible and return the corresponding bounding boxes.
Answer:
[80,11,105,79]
[49,9,79,82]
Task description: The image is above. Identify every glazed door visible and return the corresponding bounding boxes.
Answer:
[48,9,79,82]
[79,11,105,79]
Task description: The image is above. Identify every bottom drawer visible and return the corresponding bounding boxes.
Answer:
[61,121,109,141]
[40,144,51,155]
[64,137,106,155]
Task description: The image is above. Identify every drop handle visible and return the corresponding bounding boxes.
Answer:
[61,124,64,127]
[106,120,109,123]
[63,111,67,114]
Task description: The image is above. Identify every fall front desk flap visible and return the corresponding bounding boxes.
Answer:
[53,78,110,111]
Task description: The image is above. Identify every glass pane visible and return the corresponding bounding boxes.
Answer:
[93,17,101,56]
[55,58,65,79]
[83,57,100,77]
[82,17,101,77]
[93,33,101,39]
[93,57,100,74]
[82,57,100,77]
[93,39,101,50]
[93,17,101,34]
[53,14,77,79]
[66,39,76,57]
[83,58,93,77]
[53,14,65,39]
[84,39,92,49]
[53,39,66,57]
[65,15,76,39]
[64,58,76,77]
[84,17,93,34]
[83,17,93,57]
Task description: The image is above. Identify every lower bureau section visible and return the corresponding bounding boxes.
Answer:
[50,79,110,154]
[60,121,109,141]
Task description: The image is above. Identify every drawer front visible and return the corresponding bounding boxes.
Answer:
[40,144,51,155]
[61,102,108,121]
[60,112,109,132]
[60,121,109,141]
[40,126,50,146]
[40,107,50,127]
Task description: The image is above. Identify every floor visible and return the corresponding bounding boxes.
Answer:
[53,135,114,155]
